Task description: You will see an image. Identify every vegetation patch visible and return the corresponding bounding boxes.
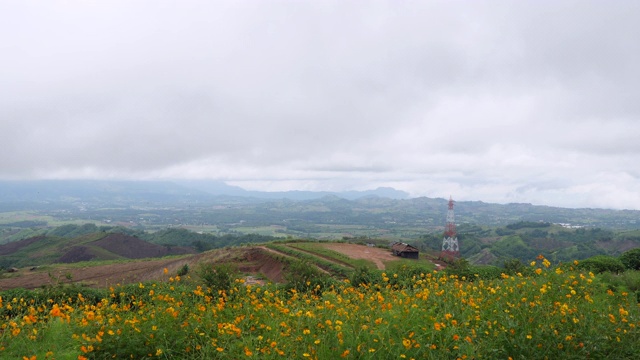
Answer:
[1,256,639,359]
[265,244,351,278]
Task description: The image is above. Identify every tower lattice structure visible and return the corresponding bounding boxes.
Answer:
[442,196,459,257]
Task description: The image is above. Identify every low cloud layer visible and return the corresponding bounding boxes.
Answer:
[2,1,639,209]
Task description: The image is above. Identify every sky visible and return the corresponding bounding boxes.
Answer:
[1,0,640,210]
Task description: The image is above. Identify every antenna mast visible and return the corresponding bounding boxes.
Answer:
[442,196,460,258]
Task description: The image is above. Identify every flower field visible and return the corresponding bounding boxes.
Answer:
[1,258,639,359]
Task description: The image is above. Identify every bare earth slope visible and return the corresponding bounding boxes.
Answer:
[0,247,286,290]
[0,257,193,290]
[318,243,398,270]
[0,243,431,291]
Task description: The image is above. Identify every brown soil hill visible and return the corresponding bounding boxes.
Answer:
[58,246,100,263]
[0,236,45,255]
[91,233,195,259]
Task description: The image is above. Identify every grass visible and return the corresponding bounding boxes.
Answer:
[384,257,437,272]
[265,244,352,278]
[1,256,639,359]
[286,242,377,269]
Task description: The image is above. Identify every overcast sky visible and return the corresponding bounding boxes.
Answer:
[1,0,639,209]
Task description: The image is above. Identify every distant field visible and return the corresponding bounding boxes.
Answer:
[0,209,432,241]
[0,211,110,227]
[0,211,52,225]
[177,224,221,233]
[232,226,289,237]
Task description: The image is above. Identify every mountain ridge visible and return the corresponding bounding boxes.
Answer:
[0,180,638,230]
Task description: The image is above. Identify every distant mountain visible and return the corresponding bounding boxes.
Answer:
[0,180,409,209]
[0,180,638,230]
[0,180,216,207]
[175,180,410,200]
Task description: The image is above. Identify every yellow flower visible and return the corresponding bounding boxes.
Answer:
[244,347,253,356]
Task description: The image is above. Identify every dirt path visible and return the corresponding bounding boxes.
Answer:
[318,243,397,270]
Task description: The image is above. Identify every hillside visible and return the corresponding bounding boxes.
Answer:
[0,241,436,290]
[417,222,640,265]
[0,232,194,269]
[2,243,639,359]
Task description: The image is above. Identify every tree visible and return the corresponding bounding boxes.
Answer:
[620,248,640,270]
[577,255,625,274]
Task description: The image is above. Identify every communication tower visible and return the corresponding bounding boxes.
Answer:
[441,196,459,258]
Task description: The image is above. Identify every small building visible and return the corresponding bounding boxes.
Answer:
[390,242,419,259]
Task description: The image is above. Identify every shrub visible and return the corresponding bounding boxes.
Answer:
[599,270,640,294]
[197,263,237,293]
[350,265,376,287]
[177,263,190,276]
[386,263,434,288]
[284,260,333,294]
[445,258,473,280]
[577,255,625,274]
[620,248,640,270]
[469,265,504,280]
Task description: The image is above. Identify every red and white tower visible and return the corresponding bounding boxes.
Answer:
[442,196,459,257]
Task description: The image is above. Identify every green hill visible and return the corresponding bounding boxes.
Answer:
[0,231,194,269]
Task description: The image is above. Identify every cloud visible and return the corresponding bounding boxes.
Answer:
[1,0,639,209]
